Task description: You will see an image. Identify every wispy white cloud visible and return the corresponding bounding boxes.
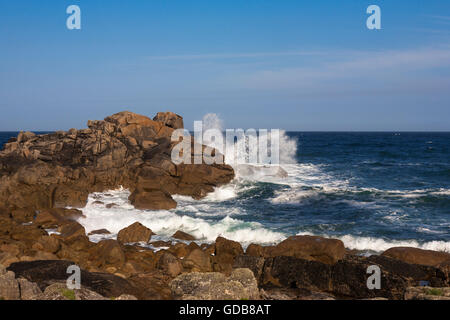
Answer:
[232,47,450,92]
[145,51,325,61]
[424,14,450,27]
[426,15,450,22]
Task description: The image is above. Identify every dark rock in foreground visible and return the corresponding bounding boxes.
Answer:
[7,260,138,298]
[235,250,450,300]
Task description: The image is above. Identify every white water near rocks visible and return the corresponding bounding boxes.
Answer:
[78,188,285,247]
[76,115,450,253]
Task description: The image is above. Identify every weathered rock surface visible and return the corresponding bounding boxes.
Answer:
[88,229,111,236]
[117,222,152,244]
[404,286,450,300]
[170,268,259,300]
[172,230,196,241]
[128,271,173,300]
[0,111,234,212]
[156,252,183,277]
[234,253,449,300]
[183,249,212,272]
[0,266,20,300]
[37,282,107,300]
[6,260,138,298]
[0,264,42,300]
[382,247,450,267]
[211,236,244,274]
[34,208,84,229]
[265,235,346,265]
[1,261,141,300]
[153,112,184,130]
[88,240,126,269]
[17,277,42,300]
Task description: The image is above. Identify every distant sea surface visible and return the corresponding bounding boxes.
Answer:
[1,131,449,253]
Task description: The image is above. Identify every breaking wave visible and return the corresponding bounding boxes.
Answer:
[297,232,450,253]
[77,188,286,246]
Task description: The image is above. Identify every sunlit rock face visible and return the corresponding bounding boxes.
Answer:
[0,111,234,211]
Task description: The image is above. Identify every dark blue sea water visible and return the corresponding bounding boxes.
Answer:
[174,132,450,252]
[1,131,449,252]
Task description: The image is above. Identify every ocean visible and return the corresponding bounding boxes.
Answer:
[1,131,449,254]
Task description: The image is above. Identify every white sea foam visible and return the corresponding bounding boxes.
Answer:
[78,189,285,246]
[77,187,449,253]
[75,116,449,253]
[270,184,450,205]
[432,188,450,196]
[268,162,351,204]
[296,232,450,253]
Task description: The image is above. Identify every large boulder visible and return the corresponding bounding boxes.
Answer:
[0,265,20,300]
[57,221,88,244]
[17,278,42,300]
[240,254,449,300]
[156,252,183,277]
[211,237,244,274]
[183,249,212,272]
[129,189,177,210]
[34,208,84,229]
[128,271,173,300]
[172,230,196,241]
[382,247,450,267]
[117,222,152,244]
[170,268,259,300]
[266,235,346,265]
[7,260,138,298]
[88,240,125,269]
[32,236,61,254]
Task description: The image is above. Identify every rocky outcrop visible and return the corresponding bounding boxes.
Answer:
[3,231,450,301]
[37,282,107,300]
[234,251,450,300]
[170,268,259,300]
[183,249,212,272]
[88,229,111,236]
[6,260,138,298]
[153,112,184,130]
[211,237,244,274]
[382,247,450,267]
[0,264,20,300]
[17,277,42,300]
[0,111,234,211]
[1,262,139,300]
[404,286,450,300]
[117,222,153,244]
[88,240,126,269]
[156,252,183,277]
[255,235,346,265]
[172,230,196,241]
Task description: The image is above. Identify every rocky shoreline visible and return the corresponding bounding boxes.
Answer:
[1,111,449,300]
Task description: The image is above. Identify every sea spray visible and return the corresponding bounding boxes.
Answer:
[78,188,286,246]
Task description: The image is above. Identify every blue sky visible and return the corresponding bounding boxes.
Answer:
[0,0,449,131]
